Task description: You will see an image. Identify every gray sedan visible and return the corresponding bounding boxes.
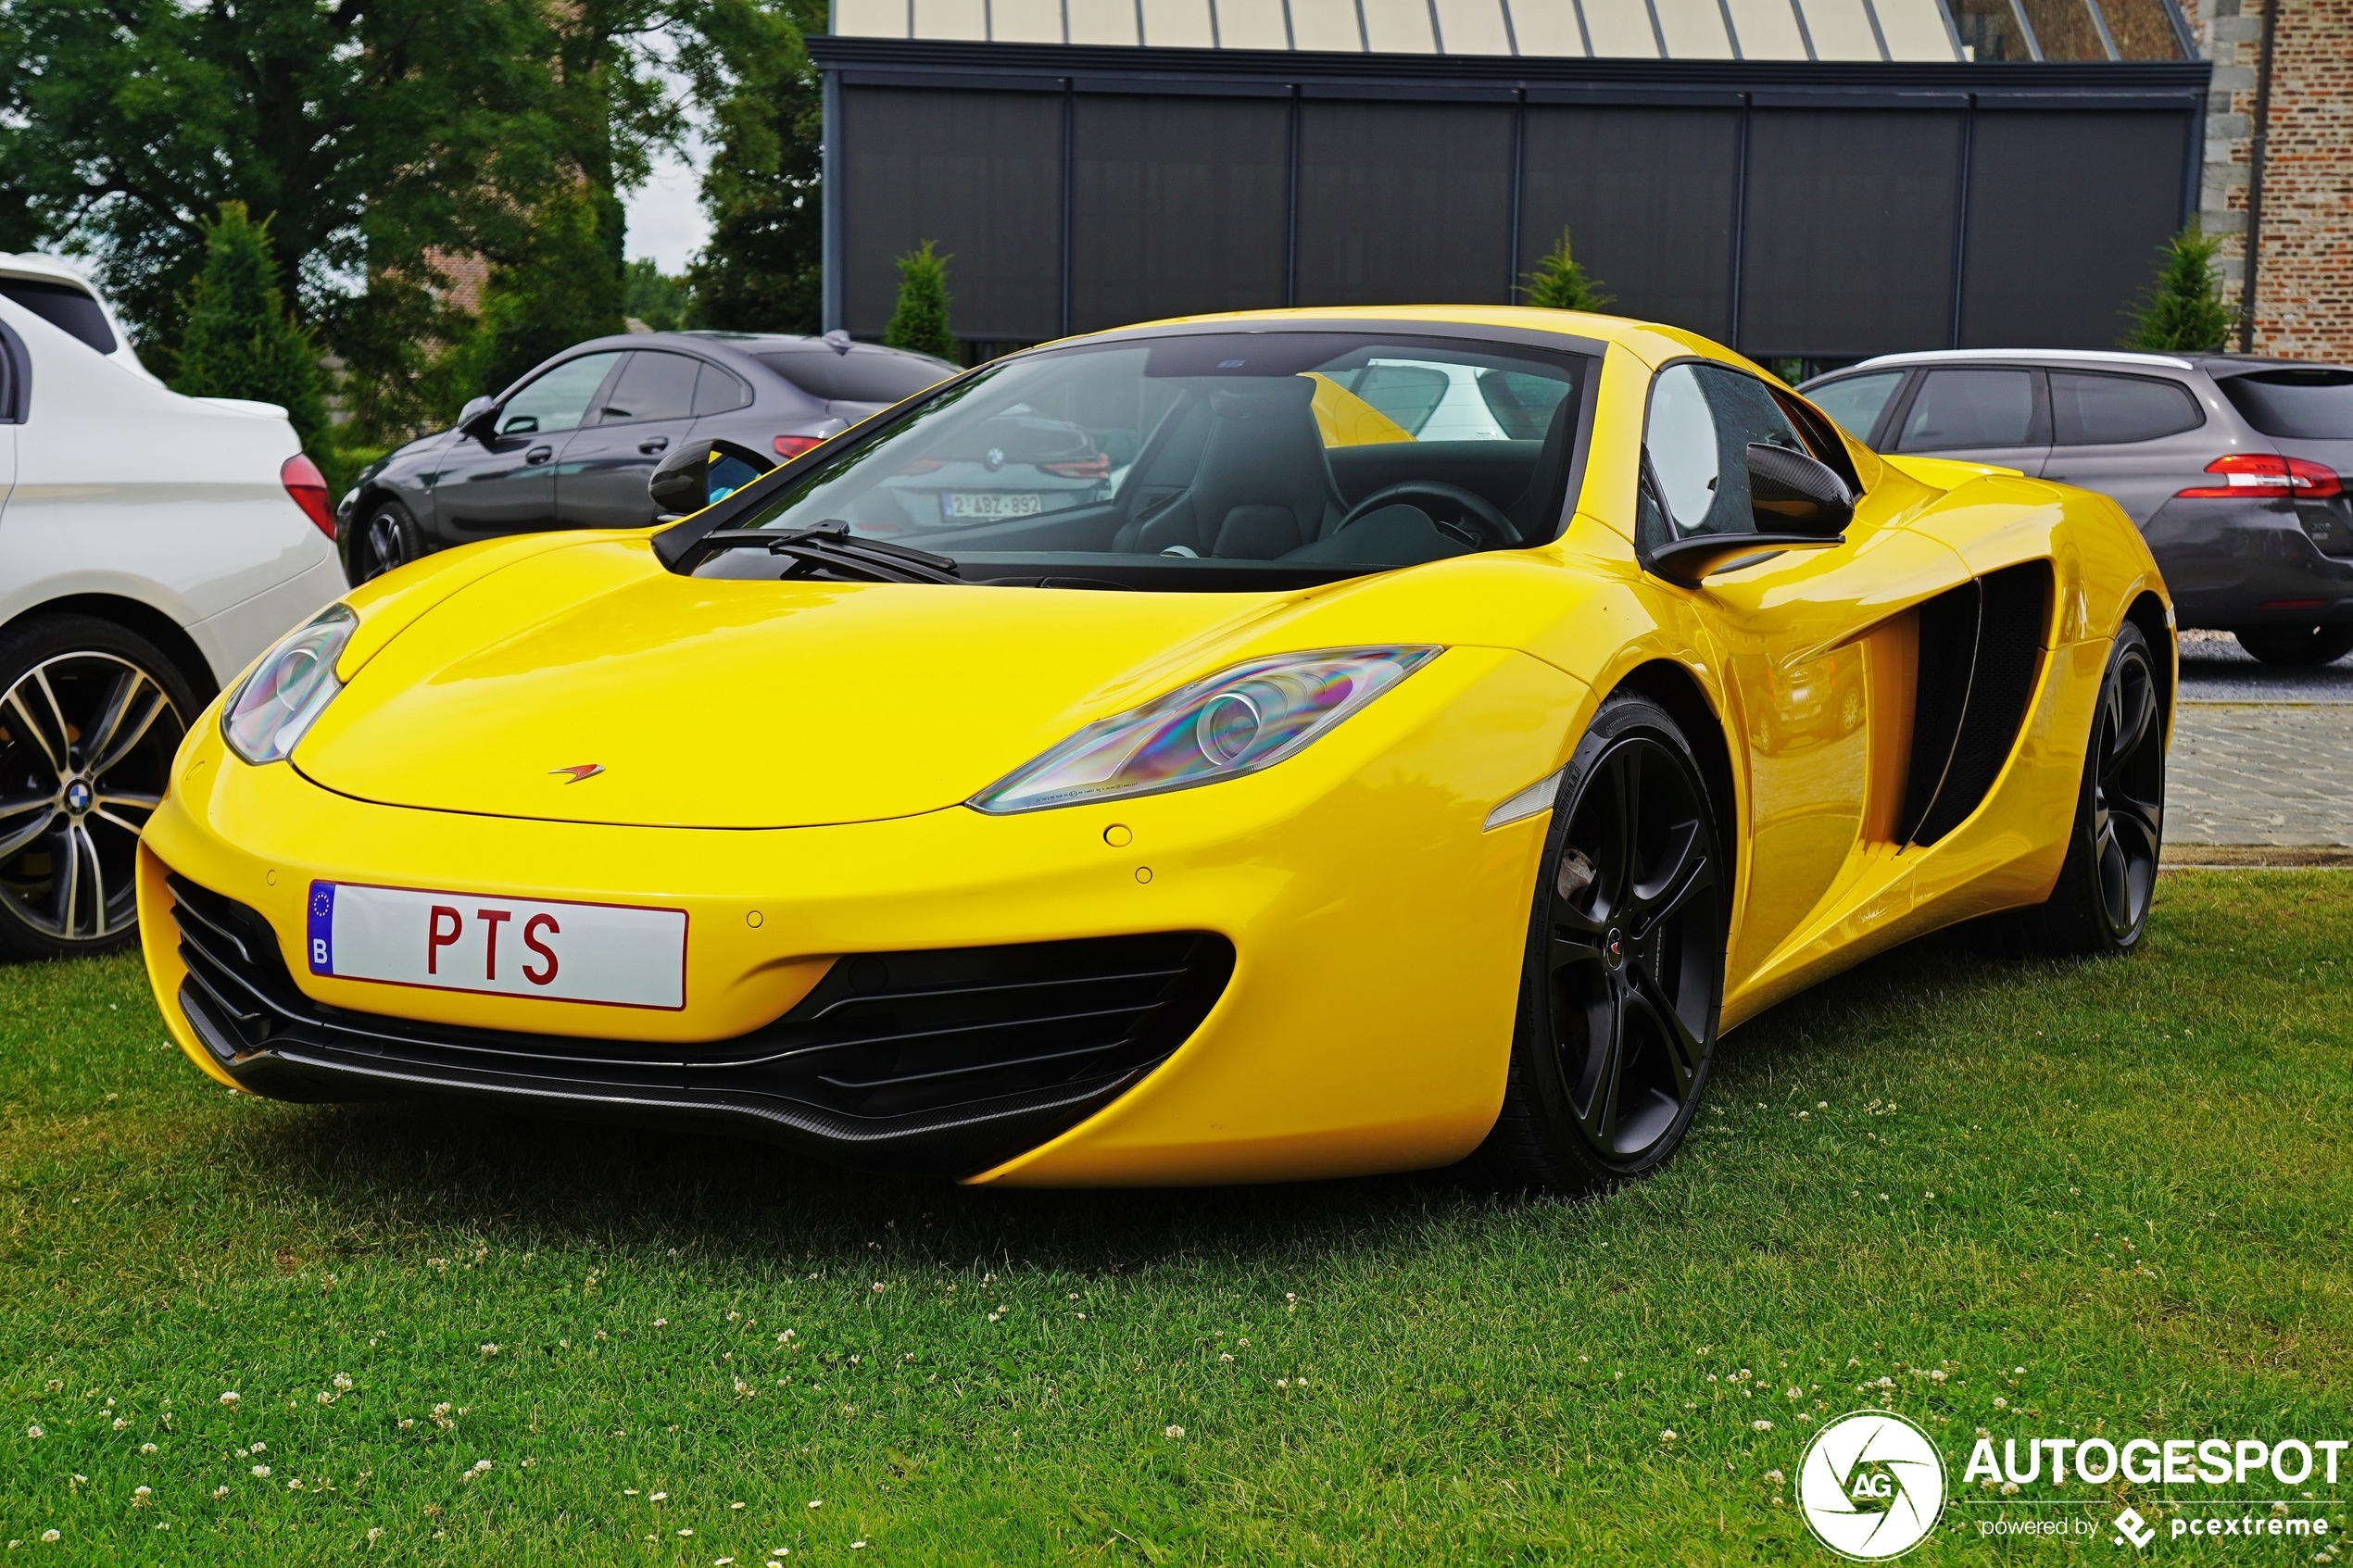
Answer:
[334,331,954,584]
[1802,350,2353,665]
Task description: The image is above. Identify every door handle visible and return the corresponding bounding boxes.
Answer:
[639,436,670,455]
[525,445,553,465]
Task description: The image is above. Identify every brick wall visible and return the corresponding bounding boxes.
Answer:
[2183,0,2353,360]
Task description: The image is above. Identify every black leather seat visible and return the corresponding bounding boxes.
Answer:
[1122,379,1346,558]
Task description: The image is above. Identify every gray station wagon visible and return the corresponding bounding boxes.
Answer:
[1802,350,2353,665]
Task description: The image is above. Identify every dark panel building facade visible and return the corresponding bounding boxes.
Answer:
[812,3,2208,361]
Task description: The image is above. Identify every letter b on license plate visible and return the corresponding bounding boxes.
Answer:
[307,882,687,1010]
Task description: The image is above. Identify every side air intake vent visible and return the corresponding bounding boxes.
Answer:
[1899,559,2053,847]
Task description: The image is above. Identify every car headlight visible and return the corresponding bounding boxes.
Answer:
[221,603,358,764]
[970,646,1441,814]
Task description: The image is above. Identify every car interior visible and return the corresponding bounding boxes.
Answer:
[694,333,1592,589]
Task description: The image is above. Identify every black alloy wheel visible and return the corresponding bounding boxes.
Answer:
[354,502,422,584]
[0,617,194,960]
[2233,623,2353,668]
[1472,692,1727,1194]
[2010,621,2166,955]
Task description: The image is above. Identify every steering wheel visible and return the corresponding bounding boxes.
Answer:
[1333,482,1518,547]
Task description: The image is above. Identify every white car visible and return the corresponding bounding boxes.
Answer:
[0,259,344,960]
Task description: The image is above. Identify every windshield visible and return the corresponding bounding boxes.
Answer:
[2216,369,2353,442]
[694,332,1591,590]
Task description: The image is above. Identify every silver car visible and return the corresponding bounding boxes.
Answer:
[1801,350,2353,665]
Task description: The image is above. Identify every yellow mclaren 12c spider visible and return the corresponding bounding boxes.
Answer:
[137,307,2173,1192]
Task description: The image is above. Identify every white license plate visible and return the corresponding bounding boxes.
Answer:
[306,882,687,1010]
[945,492,1043,519]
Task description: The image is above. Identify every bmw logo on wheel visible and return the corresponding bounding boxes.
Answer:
[1797,1410,1948,1561]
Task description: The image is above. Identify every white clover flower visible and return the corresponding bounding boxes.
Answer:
[113,1417,130,1430]
[1994,1397,2008,1409]
[41,1532,59,1543]
[252,1465,271,1477]
[140,1442,157,1454]
[653,1319,668,1328]
[25,1425,40,1439]
[806,1499,822,1509]
[367,1527,383,1542]
[213,1486,229,1499]
[2000,1482,2020,1496]
[1164,1424,1185,1439]
[1752,1420,1774,1431]
[219,1392,240,1406]
[1764,1470,1785,1486]
[333,1374,353,1391]
[1660,1429,1677,1442]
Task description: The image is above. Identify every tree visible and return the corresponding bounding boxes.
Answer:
[1521,228,1614,313]
[0,0,680,399]
[2122,222,2233,353]
[885,242,955,361]
[681,0,825,333]
[624,257,692,332]
[173,201,330,455]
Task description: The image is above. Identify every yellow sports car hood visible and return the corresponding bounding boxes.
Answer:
[294,537,1313,829]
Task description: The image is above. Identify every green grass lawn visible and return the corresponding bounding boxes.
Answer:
[3,870,2349,1565]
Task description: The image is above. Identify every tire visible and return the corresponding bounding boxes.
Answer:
[1468,691,1728,1195]
[2007,621,2165,956]
[0,616,195,960]
[2232,623,2353,667]
[351,500,422,584]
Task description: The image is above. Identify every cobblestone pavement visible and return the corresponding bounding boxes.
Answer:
[2167,633,2353,851]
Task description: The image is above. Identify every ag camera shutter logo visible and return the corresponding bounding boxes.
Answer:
[1797,1411,1948,1560]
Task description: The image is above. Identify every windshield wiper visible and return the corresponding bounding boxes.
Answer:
[697,524,964,585]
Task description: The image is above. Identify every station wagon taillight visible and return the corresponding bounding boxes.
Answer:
[2176,453,2343,498]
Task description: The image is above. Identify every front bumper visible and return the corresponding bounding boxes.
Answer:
[139,644,1591,1185]
[2144,495,2353,629]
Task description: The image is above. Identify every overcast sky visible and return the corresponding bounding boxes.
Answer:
[624,137,713,275]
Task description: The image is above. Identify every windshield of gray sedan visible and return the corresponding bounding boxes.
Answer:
[697,332,1590,585]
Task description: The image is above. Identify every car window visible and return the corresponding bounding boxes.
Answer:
[2215,369,2353,441]
[1806,371,1905,444]
[1645,361,1806,540]
[597,351,702,424]
[0,278,115,355]
[498,352,623,436]
[2049,371,2203,445]
[699,331,1590,580]
[755,349,950,404]
[693,363,753,416]
[1898,369,2040,451]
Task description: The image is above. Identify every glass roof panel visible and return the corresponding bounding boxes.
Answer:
[1655,0,1736,56]
[1140,0,1218,45]
[1290,0,1368,51]
[1875,0,1962,56]
[1364,0,1441,50]
[1436,0,1518,53]
[1726,0,1812,56]
[1509,0,1591,54]
[1583,0,1663,56]
[1214,0,1295,47]
[1067,0,1141,44]
[990,0,1063,42]
[1796,0,1886,57]
[2095,0,2186,56]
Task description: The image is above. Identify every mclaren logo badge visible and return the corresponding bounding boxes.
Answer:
[549,763,605,784]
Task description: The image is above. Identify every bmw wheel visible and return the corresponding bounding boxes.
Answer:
[0,616,195,960]
[2232,623,2353,667]
[1472,691,1727,1194]
[2012,621,2165,956]
[353,501,422,584]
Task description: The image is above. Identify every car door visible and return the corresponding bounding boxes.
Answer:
[437,351,625,536]
[1647,362,1971,990]
[554,349,707,528]
[1887,366,2051,475]
[2037,369,2209,524]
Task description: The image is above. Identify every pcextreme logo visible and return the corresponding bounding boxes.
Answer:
[1798,1411,1949,1561]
